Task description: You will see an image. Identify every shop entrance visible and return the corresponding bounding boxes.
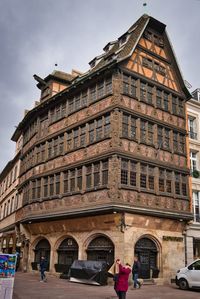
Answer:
[135,237,158,279]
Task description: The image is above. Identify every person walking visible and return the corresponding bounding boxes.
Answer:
[39,256,47,282]
[115,260,131,299]
[113,259,120,296]
[132,255,141,289]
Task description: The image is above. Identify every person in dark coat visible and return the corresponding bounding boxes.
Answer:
[115,260,131,299]
[132,255,141,289]
[39,256,47,282]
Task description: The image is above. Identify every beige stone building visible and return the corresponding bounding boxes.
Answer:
[185,88,200,263]
[0,14,193,283]
[0,134,22,255]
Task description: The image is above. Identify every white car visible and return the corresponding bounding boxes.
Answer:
[176,259,200,290]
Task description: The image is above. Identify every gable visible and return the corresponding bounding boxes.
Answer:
[122,26,182,93]
[74,14,190,100]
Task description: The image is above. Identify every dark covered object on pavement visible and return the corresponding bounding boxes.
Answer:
[69,260,108,285]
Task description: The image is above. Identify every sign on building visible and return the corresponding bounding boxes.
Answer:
[0,254,17,299]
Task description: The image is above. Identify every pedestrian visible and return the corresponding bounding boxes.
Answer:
[39,256,47,282]
[132,255,141,289]
[115,259,131,299]
[113,259,120,296]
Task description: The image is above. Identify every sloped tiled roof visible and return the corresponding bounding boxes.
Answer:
[75,13,190,100]
[87,14,149,74]
[12,14,191,142]
[73,14,149,84]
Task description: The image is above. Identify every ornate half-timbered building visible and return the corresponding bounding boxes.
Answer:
[9,14,192,282]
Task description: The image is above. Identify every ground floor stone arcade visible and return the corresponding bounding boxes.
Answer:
[27,232,162,280]
[11,212,187,283]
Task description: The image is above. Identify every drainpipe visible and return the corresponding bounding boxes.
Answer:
[182,228,187,266]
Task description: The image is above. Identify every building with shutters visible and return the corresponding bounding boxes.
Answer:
[185,88,200,263]
[0,135,22,257]
[1,14,193,282]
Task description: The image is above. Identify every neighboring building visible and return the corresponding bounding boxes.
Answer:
[186,88,200,263]
[0,134,22,255]
[3,14,192,282]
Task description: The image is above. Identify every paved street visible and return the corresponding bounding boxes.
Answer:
[13,272,200,299]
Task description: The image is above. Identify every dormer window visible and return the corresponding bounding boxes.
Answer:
[104,45,110,52]
[105,53,116,62]
[192,89,200,102]
[89,54,105,69]
[90,60,96,68]
[103,41,116,53]
[119,35,127,46]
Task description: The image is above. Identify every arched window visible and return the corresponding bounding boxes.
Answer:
[57,237,78,265]
[87,236,114,267]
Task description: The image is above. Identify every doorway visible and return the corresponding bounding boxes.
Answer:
[56,237,78,273]
[34,238,50,270]
[135,237,158,279]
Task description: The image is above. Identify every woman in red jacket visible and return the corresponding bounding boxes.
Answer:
[115,260,131,299]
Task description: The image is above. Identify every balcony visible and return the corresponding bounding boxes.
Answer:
[189,131,197,140]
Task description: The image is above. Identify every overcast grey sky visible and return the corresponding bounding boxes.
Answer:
[0,0,200,172]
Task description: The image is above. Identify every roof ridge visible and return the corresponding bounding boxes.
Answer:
[127,13,149,33]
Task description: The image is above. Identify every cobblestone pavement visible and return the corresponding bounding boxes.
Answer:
[13,272,200,299]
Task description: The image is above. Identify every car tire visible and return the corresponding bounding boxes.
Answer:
[178,278,189,290]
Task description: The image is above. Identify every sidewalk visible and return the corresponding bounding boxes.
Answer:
[13,272,114,299]
[13,272,200,299]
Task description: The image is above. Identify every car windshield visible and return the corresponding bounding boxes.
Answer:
[189,260,200,270]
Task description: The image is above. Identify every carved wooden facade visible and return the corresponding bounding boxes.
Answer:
[3,14,192,281]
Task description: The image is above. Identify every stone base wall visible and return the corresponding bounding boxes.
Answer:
[20,212,186,283]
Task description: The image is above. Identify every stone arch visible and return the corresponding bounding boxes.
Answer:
[54,235,79,273]
[32,235,51,249]
[54,234,79,251]
[84,231,115,249]
[135,234,161,252]
[85,233,115,267]
[33,237,51,271]
[134,234,161,279]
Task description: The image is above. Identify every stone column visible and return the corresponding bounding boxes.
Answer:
[22,241,29,272]
[49,248,56,274]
